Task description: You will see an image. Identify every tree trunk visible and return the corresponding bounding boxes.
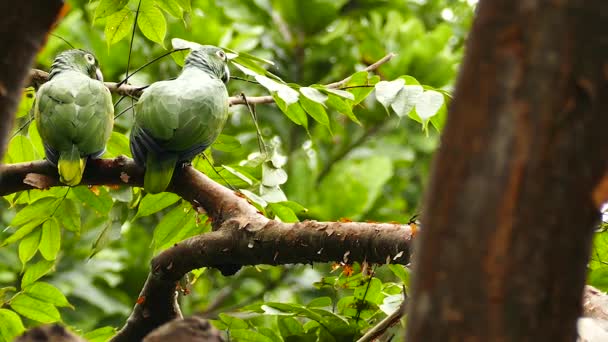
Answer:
[0,1,63,162]
[407,1,608,341]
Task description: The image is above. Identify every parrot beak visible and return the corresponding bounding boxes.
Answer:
[95,68,104,82]
[221,64,230,84]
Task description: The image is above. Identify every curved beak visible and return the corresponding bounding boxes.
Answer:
[221,64,230,84]
[95,68,104,82]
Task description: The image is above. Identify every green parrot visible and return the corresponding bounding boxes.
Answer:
[130,45,230,194]
[35,49,114,186]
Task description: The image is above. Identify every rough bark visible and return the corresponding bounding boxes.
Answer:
[0,1,63,162]
[407,1,608,341]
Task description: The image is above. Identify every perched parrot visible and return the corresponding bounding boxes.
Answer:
[130,45,230,194]
[35,49,114,186]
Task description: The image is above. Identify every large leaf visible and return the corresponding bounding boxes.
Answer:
[0,309,25,342]
[316,156,393,220]
[10,293,61,323]
[137,1,167,47]
[94,0,129,20]
[133,192,180,220]
[18,230,41,266]
[21,259,55,288]
[104,7,134,48]
[23,282,72,308]
[72,186,113,215]
[39,218,61,261]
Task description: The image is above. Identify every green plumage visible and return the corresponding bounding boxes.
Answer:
[35,49,114,186]
[130,45,230,194]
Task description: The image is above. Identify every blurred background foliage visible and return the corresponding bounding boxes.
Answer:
[13,0,593,340]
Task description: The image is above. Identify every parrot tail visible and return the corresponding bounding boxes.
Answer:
[144,153,178,194]
[58,145,86,186]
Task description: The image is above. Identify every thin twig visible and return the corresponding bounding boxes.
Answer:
[26,53,397,107]
[356,291,408,342]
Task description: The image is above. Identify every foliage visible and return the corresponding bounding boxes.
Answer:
[1,0,477,341]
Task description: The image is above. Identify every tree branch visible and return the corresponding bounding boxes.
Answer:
[0,1,64,162]
[25,53,396,107]
[0,158,412,341]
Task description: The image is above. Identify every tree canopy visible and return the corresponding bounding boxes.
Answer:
[1,0,608,341]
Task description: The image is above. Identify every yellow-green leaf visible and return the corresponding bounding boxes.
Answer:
[105,7,134,48]
[0,309,25,342]
[137,2,167,47]
[10,293,60,323]
[94,0,129,20]
[39,218,61,261]
[23,282,72,308]
[18,230,41,266]
[21,259,54,288]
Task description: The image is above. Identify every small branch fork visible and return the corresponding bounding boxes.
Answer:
[0,158,412,341]
[25,53,396,106]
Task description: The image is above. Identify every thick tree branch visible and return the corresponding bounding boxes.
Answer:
[25,53,396,106]
[0,1,64,162]
[0,158,412,341]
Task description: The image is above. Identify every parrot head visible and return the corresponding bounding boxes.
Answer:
[184,45,230,84]
[48,49,104,82]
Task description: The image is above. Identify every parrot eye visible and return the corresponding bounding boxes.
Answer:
[85,54,96,65]
[215,50,226,60]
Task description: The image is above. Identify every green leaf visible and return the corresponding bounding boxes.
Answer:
[18,230,41,266]
[268,203,299,223]
[90,220,122,258]
[326,94,360,125]
[134,192,180,220]
[230,329,274,342]
[174,0,191,12]
[0,309,25,342]
[23,282,72,308]
[155,0,183,18]
[72,186,113,215]
[104,131,132,158]
[16,88,35,118]
[278,316,304,339]
[273,93,308,127]
[84,326,117,342]
[27,122,44,157]
[307,296,332,307]
[152,203,196,251]
[39,218,61,261]
[4,135,38,163]
[354,278,383,304]
[55,199,81,233]
[105,7,134,48]
[217,313,249,329]
[10,197,57,227]
[212,134,242,152]
[94,0,129,20]
[138,1,167,47]
[21,259,54,288]
[388,264,410,285]
[300,87,328,104]
[316,156,393,220]
[299,95,330,128]
[345,71,377,104]
[10,293,60,323]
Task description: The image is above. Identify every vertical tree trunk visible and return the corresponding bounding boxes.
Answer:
[407,1,608,341]
[0,1,63,162]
